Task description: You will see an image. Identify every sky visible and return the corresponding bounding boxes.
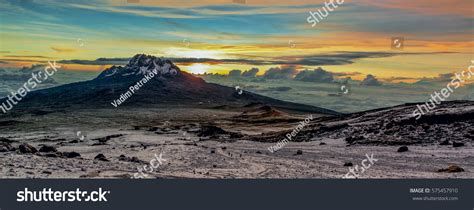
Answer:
[0,0,473,82]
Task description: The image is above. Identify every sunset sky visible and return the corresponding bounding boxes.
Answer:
[0,0,473,82]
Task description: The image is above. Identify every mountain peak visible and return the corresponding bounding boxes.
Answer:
[96,54,180,79]
[128,54,163,67]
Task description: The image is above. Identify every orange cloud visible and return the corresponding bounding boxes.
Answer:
[51,47,77,53]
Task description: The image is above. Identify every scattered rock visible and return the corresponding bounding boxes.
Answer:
[91,142,107,146]
[42,171,52,174]
[452,142,464,148]
[295,150,303,155]
[221,146,227,150]
[439,140,450,145]
[63,152,81,158]
[69,140,79,143]
[118,155,142,163]
[344,162,353,167]
[210,149,215,154]
[39,145,57,153]
[345,135,365,144]
[19,143,37,154]
[147,127,159,132]
[437,165,464,173]
[319,142,326,145]
[256,151,262,154]
[118,155,127,161]
[198,125,228,137]
[212,165,217,168]
[92,134,124,143]
[0,142,15,152]
[129,157,141,163]
[229,132,244,139]
[94,154,109,161]
[0,137,15,143]
[397,146,409,152]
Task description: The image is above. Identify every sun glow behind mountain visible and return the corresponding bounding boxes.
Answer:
[186,63,210,75]
[166,49,224,59]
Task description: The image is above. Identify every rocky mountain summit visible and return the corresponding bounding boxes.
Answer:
[96,54,180,79]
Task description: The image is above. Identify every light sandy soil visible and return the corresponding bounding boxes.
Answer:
[0,107,472,179]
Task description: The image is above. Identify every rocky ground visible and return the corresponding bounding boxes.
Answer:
[0,102,473,178]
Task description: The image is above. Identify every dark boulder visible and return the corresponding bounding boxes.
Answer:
[397,146,409,152]
[437,165,464,173]
[39,145,57,153]
[19,143,37,154]
[439,140,450,145]
[94,154,109,161]
[63,151,81,158]
[452,142,464,148]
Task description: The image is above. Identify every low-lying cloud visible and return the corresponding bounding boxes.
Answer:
[263,66,297,79]
[228,69,242,77]
[361,74,382,86]
[294,67,334,83]
[416,73,455,84]
[242,68,259,78]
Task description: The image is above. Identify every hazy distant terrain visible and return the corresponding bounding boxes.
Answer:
[201,74,474,113]
[2,64,473,113]
[0,68,99,97]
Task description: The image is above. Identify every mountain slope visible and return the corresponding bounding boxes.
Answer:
[8,54,340,116]
[248,100,474,145]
